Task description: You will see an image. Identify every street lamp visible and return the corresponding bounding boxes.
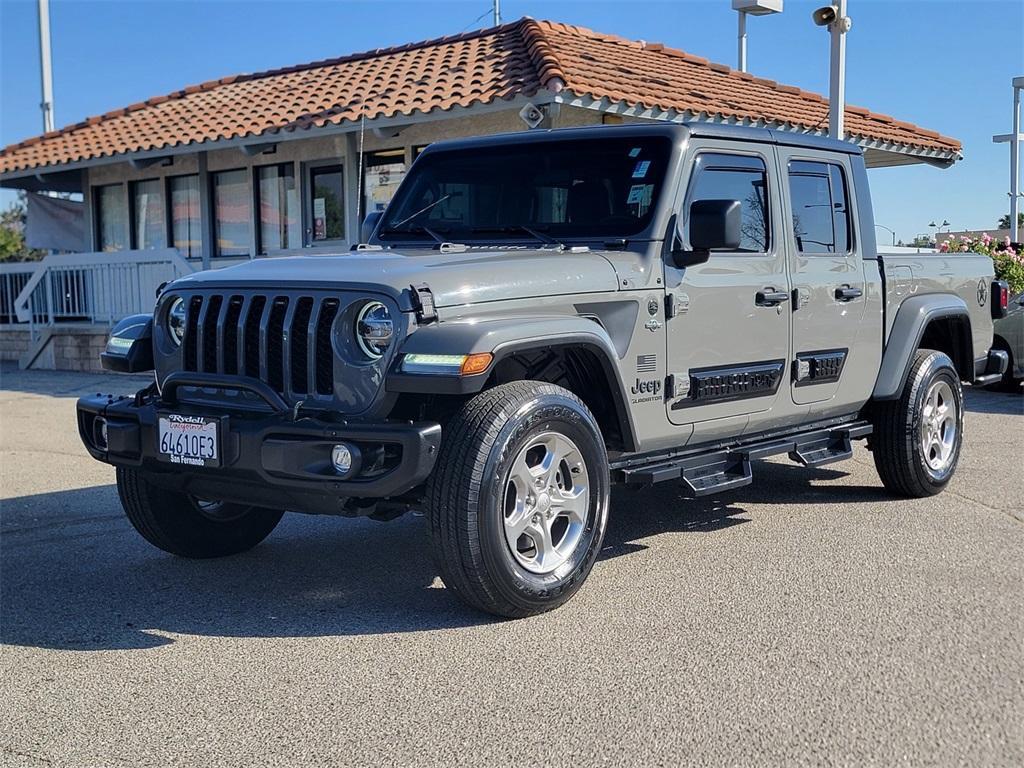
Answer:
[732,1,783,73]
[992,76,1023,243]
[812,2,853,140]
[874,224,896,247]
[929,220,951,240]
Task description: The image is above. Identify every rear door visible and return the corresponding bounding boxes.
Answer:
[778,151,869,407]
[664,143,791,440]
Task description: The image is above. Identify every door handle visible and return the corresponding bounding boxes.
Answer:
[755,288,790,306]
[835,285,863,301]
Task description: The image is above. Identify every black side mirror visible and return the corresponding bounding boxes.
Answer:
[100,314,154,373]
[361,210,384,243]
[671,199,743,268]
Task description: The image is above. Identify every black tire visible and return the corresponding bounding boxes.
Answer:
[985,337,1020,393]
[116,468,284,558]
[870,349,964,498]
[425,381,610,618]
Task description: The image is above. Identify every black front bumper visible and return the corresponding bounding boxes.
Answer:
[77,378,441,516]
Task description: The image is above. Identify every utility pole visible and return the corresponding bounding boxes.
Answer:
[493,0,501,26]
[812,2,852,140]
[37,0,55,133]
[993,77,1023,243]
[732,1,783,74]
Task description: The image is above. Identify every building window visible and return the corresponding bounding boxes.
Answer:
[169,175,202,259]
[787,161,851,254]
[131,178,166,250]
[309,165,344,242]
[212,168,251,257]
[256,163,299,253]
[686,153,770,253]
[95,183,128,252]
[362,149,407,215]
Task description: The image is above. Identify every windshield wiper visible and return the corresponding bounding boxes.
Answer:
[469,224,566,249]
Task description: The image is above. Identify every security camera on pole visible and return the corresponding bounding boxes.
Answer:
[812,2,853,140]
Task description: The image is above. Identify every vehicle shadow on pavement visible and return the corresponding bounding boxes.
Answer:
[1,460,888,651]
[962,387,1023,415]
[600,459,889,561]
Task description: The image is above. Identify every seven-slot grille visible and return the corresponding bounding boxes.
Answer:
[181,293,341,398]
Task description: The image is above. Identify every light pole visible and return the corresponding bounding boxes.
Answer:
[731,1,783,73]
[812,2,853,140]
[992,76,1023,243]
[37,0,54,133]
[875,224,896,247]
[929,220,951,242]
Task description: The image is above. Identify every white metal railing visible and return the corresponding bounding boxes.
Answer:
[12,249,197,338]
[0,263,37,325]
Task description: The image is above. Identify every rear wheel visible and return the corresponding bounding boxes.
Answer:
[986,337,1019,393]
[425,381,610,618]
[116,468,284,558]
[870,350,963,498]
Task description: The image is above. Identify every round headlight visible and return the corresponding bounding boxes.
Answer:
[355,301,393,359]
[167,296,186,347]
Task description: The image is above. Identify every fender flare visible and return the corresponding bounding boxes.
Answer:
[386,315,639,450]
[873,293,972,400]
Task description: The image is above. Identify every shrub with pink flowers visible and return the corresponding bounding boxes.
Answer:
[939,233,1024,295]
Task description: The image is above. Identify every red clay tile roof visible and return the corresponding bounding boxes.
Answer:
[0,18,960,175]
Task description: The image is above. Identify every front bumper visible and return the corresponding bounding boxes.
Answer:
[77,378,441,516]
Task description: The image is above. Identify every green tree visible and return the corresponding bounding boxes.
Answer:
[998,212,1024,230]
[0,194,45,262]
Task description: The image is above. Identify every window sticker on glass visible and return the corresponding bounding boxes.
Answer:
[628,147,642,158]
[632,160,651,179]
[626,184,652,205]
[313,197,327,240]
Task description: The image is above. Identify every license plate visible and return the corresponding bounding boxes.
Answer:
[157,414,220,467]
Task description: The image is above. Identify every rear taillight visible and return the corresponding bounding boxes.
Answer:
[992,280,1010,318]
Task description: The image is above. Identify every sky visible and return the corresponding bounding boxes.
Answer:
[0,0,1021,243]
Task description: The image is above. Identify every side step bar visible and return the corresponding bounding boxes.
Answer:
[617,422,872,497]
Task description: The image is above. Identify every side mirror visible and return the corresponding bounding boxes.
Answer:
[100,314,154,373]
[361,210,384,243]
[671,199,743,268]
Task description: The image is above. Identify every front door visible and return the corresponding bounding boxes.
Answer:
[664,144,791,441]
[778,152,868,406]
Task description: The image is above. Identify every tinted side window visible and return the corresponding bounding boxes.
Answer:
[788,160,851,254]
[687,153,769,253]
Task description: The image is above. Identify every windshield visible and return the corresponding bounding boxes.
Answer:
[378,136,671,243]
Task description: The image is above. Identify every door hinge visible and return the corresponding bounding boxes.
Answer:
[410,282,437,324]
[666,372,691,399]
[665,291,690,319]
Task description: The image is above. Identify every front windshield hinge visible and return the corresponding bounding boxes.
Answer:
[409,282,437,324]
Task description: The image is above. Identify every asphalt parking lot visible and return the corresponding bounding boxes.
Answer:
[1,363,1022,767]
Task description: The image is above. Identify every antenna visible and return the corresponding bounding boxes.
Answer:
[493,0,501,26]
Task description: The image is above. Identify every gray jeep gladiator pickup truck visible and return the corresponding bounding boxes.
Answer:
[79,123,1011,618]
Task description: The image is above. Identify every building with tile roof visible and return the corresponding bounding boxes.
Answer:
[1,17,961,266]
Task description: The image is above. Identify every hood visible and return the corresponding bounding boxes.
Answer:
[173,248,621,308]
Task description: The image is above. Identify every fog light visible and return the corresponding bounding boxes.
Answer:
[95,417,108,449]
[331,443,354,475]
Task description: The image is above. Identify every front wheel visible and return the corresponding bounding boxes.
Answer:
[116,468,284,558]
[425,382,610,618]
[870,350,964,498]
